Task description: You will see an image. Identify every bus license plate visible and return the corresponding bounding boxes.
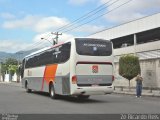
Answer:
[92,84,99,87]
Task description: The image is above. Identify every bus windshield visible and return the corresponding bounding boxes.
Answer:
[75,38,112,56]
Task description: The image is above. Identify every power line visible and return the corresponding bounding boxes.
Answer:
[19,41,44,52]
[22,0,119,49]
[56,0,115,32]
[24,0,131,50]
[62,0,133,33]
[16,32,53,52]
[2,34,52,61]
[14,0,133,54]
[41,37,53,45]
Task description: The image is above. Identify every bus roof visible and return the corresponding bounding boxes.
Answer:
[25,46,51,58]
[24,41,69,59]
[24,38,110,59]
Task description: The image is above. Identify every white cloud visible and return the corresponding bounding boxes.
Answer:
[73,24,104,33]
[0,38,53,52]
[2,14,104,35]
[100,0,160,24]
[68,0,93,5]
[0,12,15,19]
[2,15,69,33]
[0,40,32,53]
[2,15,40,29]
[59,33,74,42]
[34,17,69,32]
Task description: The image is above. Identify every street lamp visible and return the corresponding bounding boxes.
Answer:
[41,37,54,45]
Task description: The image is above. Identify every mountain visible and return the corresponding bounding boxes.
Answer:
[0,52,13,62]
[0,51,12,58]
[0,49,39,62]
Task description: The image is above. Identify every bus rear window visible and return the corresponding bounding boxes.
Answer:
[75,38,112,56]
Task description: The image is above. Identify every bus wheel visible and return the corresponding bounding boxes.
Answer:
[78,95,90,99]
[25,82,31,93]
[49,84,58,99]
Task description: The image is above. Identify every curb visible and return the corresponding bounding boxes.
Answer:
[113,91,160,97]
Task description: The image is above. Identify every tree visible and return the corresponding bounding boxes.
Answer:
[119,54,141,91]
[1,58,18,81]
[8,65,18,76]
[5,58,18,66]
[3,58,17,73]
[1,63,7,81]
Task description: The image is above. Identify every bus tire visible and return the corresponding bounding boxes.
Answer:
[49,83,58,99]
[25,81,32,93]
[78,95,90,99]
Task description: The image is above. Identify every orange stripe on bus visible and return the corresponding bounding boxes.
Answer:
[41,64,58,91]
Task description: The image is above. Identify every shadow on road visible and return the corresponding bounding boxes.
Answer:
[31,91,107,103]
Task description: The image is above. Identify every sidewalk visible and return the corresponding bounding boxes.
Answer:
[114,88,160,97]
[0,81,22,87]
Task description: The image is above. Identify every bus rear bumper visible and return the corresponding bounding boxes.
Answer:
[72,85,114,95]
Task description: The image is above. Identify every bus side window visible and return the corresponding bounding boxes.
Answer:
[58,42,71,63]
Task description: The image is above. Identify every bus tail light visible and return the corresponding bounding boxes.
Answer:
[72,75,77,84]
[112,75,115,82]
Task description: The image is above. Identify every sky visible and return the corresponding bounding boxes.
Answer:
[0,0,160,53]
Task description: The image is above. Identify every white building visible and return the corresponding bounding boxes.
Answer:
[89,13,160,88]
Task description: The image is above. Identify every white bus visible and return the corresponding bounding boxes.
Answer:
[21,38,114,99]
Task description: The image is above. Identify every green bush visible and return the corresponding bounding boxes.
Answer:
[119,54,141,90]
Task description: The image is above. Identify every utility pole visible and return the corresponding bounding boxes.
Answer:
[51,32,62,45]
[41,32,62,46]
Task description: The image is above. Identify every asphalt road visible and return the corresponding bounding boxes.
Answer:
[0,83,160,114]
